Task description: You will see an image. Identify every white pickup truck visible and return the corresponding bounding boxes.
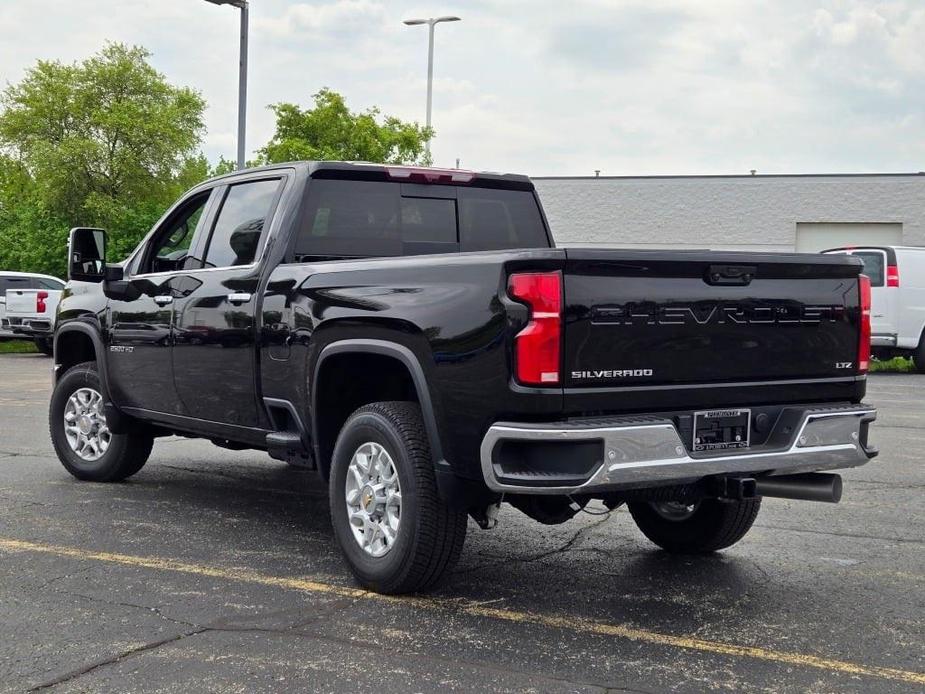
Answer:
[0,272,66,355]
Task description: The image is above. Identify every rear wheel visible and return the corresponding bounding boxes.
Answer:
[49,362,153,482]
[628,497,761,553]
[329,401,467,594]
[34,337,53,356]
[913,335,925,374]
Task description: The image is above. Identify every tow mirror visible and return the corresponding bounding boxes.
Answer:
[68,227,107,282]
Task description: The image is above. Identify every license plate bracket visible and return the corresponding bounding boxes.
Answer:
[692,409,751,452]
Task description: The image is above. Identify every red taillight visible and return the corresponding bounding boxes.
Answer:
[385,166,475,184]
[886,264,899,287]
[508,271,562,386]
[858,275,871,374]
[36,291,48,313]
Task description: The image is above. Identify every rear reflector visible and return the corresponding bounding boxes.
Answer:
[385,166,475,184]
[508,272,562,385]
[36,291,48,313]
[886,264,900,287]
[858,275,871,374]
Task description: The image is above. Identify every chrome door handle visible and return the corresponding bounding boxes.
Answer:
[153,295,173,306]
[227,292,252,305]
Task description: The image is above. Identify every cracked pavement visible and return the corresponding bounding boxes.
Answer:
[0,353,923,692]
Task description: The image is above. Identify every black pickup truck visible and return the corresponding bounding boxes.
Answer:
[51,161,877,594]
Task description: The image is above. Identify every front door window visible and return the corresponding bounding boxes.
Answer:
[146,193,212,274]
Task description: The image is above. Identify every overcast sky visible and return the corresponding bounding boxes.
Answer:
[1,0,923,176]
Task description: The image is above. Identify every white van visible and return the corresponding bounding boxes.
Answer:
[823,246,925,372]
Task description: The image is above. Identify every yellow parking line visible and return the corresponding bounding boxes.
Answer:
[1,536,923,686]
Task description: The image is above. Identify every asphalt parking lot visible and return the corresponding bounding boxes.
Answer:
[0,353,922,693]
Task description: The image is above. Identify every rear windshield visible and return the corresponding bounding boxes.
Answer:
[854,251,885,286]
[292,179,548,261]
[0,276,35,293]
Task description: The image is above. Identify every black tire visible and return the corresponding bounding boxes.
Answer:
[49,361,153,482]
[913,335,925,374]
[329,401,467,594]
[34,337,54,356]
[628,497,761,553]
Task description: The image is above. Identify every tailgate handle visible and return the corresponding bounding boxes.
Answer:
[705,265,756,286]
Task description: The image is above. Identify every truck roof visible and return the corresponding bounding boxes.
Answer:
[823,245,925,252]
[0,270,64,282]
[203,160,535,191]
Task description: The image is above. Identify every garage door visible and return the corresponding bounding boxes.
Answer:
[795,222,903,252]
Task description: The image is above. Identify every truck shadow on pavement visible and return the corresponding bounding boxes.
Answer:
[82,456,791,636]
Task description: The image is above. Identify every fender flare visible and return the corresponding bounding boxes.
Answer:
[54,322,112,401]
[311,339,447,468]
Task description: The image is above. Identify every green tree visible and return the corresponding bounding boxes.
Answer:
[259,88,432,166]
[0,43,207,276]
[0,154,63,274]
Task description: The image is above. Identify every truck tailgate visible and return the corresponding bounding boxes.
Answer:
[5,289,41,315]
[563,249,863,389]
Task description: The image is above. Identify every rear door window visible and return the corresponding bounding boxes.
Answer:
[853,251,885,287]
[202,179,283,268]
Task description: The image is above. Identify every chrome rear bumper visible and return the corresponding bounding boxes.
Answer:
[480,406,877,495]
[7,318,52,335]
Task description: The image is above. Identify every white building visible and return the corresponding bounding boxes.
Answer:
[533,173,925,253]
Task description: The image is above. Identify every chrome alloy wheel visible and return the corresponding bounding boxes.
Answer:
[651,500,700,521]
[345,441,402,558]
[63,387,111,462]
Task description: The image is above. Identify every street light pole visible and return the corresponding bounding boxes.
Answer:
[236,2,248,170]
[205,0,249,170]
[403,16,460,161]
[426,21,435,141]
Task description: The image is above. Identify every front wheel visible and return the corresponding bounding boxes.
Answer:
[628,497,761,553]
[329,401,467,594]
[49,362,153,482]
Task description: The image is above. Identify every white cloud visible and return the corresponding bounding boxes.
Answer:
[256,0,387,37]
[889,8,925,73]
[204,130,237,152]
[0,0,922,176]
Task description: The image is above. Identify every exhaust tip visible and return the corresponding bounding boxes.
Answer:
[755,473,843,504]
